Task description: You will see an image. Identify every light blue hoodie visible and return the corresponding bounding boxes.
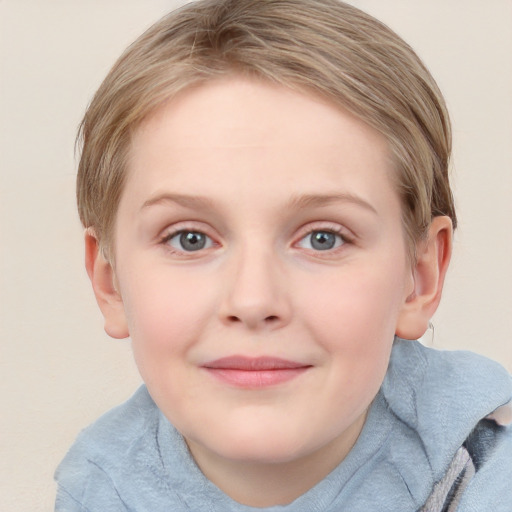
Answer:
[55,339,512,511]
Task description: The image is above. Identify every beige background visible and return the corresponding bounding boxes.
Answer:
[1,1,511,510]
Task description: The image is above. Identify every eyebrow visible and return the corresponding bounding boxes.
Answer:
[287,193,378,214]
[141,193,215,211]
[140,192,377,214]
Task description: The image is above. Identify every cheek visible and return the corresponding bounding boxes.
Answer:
[291,268,400,443]
[308,268,405,330]
[120,268,217,360]
[299,260,407,377]
[119,271,217,416]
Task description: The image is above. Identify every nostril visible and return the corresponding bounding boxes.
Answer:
[224,314,280,326]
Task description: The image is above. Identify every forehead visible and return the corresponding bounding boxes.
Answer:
[124,77,399,217]
[132,77,390,159]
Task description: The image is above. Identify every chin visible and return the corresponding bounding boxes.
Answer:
[206,427,318,464]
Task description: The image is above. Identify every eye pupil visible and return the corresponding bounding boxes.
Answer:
[180,231,206,251]
[311,231,336,250]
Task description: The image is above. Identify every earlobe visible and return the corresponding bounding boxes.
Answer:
[395,216,452,340]
[85,229,129,339]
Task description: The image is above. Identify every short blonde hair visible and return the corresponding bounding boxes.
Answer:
[77,0,456,260]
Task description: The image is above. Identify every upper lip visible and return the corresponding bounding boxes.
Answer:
[202,356,311,371]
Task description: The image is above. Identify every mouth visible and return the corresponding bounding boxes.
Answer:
[201,356,312,388]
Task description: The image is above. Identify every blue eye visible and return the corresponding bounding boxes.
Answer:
[297,230,345,251]
[166,230,213,252]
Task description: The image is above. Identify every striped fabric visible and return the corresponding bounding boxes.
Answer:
[420,446,475,512]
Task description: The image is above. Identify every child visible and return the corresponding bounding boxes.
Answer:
[55,0,512,510]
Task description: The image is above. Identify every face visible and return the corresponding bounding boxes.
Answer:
[111,77,415,475]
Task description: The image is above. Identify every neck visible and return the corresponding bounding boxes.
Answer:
[186,412,366,507]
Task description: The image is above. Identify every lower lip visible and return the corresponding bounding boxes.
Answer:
[203,367,310,388]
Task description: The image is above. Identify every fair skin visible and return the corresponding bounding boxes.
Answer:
[86,77,452,507]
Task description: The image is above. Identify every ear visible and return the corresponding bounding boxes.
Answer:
[395,216,453,340]
[84,229,129,339]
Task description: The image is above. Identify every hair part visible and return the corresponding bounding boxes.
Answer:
[77,0,456,261]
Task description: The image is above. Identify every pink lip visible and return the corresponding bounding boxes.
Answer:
[202,356,312,388]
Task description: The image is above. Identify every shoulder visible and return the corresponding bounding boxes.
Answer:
[383,340,512,509]
[457,419,512,510]
[57,385,159,466]
[384,339,512,432]
[54,386,169,510]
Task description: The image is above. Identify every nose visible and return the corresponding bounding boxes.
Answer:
[219,245,292,331]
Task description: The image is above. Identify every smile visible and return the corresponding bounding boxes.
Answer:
[201,356,312,388]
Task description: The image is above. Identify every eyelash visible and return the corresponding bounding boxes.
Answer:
[159,227,216,256]
[158,223,353,256]
[294,224,352,254]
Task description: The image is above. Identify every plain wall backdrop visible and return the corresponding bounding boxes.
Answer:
[1,1,511,510]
